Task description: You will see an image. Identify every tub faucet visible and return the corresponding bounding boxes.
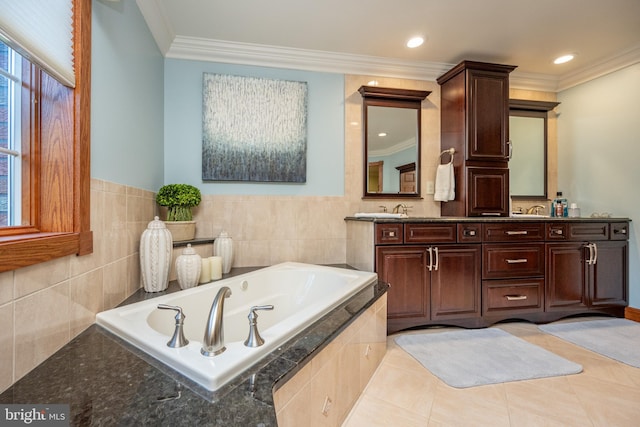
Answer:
[201,286,232,357]
[244,305,274,348]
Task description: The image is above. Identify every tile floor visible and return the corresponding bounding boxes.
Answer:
[343,317,640,427]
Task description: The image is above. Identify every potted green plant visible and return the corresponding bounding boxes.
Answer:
[156,184,202,241]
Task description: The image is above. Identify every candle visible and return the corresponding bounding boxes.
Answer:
[199,257,212,283]
[210,256,223,280]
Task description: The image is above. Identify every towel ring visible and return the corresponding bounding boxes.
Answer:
[439,148,455,164]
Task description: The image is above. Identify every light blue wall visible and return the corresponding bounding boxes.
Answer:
[91,0,164,191]
[164,59,345,196]
[558,63,640,307]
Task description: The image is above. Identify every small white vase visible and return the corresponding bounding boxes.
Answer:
[213,231,234,274]
[140,216,173,292]
[175,244,202,289]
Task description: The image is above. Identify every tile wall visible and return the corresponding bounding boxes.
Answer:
[0,179,155,393]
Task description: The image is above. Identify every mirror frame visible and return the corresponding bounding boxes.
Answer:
[359,85,430,199]
[509,99,560,200]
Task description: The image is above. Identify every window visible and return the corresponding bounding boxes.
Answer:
[0,42,22,227]
[0,0,92,272]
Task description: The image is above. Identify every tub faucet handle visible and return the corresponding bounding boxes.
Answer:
[244,305,274,348]
[157,304,189,348]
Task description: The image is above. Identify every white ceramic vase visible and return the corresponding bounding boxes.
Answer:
[140,216,173,292]
[175,244,202,290]
[213,231,234,274]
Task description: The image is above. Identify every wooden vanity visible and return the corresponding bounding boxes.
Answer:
[346,217,629,333]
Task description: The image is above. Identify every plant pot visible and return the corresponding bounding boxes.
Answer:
[164,220,196,242]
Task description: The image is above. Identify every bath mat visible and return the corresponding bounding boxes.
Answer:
[539,318,640,368]
[394,328,582,388]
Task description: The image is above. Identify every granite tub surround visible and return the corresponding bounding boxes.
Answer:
[0,267,388,426]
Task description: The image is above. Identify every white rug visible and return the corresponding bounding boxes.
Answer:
[394,328,582,388]
[539,318,640,368]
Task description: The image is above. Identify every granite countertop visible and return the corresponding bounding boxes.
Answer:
[0,266,387,426]
[345,215,630,223]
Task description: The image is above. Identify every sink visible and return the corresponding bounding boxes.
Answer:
[510,213,550,218]
[354,212,407,219]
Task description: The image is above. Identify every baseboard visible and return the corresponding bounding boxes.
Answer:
[625,306,640,322]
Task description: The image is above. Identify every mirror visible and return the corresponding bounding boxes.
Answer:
[359,86,430,198]
[509,99,559,199]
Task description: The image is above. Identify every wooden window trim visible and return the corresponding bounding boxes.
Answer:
[0,0,92,273]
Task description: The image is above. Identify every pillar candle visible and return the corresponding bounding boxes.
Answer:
[210,256,223,280]
[199,257,212,283]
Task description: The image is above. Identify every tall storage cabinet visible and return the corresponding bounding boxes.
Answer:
[437,61,516,217]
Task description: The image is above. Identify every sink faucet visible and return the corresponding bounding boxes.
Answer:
[392,204,411,214]
[526,205,546,215]
[201,286,232,357]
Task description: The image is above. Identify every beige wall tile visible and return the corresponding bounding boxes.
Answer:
[0,271,13,305]
[14,283,70,380]
[0,302,14,392]
[14,257,70,299]
[103,259,129,309]
[69,269,104,338]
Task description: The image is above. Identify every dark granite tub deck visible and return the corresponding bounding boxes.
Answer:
[0,266,387,426]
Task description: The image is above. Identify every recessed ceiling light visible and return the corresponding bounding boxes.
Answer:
[554,54,575,64]
[367,80,379,86]
[407,37,424,48]
[378,132,387,137]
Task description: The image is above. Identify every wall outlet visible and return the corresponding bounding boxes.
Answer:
[426,181,435,194]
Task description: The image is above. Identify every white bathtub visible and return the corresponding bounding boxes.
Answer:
[96,262,378,391]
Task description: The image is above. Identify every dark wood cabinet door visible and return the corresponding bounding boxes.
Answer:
[431,245,481,320]
[467,69,510,160]
[545,242,588,311]
[467,167,509,216]
[375,246,429,320]
[590,241,628,307]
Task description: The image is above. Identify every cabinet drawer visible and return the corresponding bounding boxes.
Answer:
[482,279,544,314]
[375,223,403,244]
[546,223,568,240]
[458,223,482,243]
[610,222,630,241]
[405,224,457,244]
[483,223,545,242]
[568,222,609,240]
[483,243,545,279]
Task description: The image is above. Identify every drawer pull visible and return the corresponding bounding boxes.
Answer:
[505,295,528,301]
[614,228,627,235]
[551,229,563,235]
[505,231,528,235]
[506,258,528,264]
[463,229,477,237]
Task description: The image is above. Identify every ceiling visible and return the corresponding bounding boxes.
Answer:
[135,0,640,91]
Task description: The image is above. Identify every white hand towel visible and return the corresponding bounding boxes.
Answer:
[434,162,455,202]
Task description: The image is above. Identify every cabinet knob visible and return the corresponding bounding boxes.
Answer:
[614,228,627,235]
[463,229,476,237]
[551,229,563,235]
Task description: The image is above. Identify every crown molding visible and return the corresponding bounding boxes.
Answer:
[166,36,454,81]
[557,44,640,91]
[136,0,175,55]
[137,0,638,94]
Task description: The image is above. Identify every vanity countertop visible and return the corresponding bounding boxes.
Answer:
[0,266,388,426]
[345,216,630,223]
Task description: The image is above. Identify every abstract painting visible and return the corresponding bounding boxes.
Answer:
[202,73,308,182]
